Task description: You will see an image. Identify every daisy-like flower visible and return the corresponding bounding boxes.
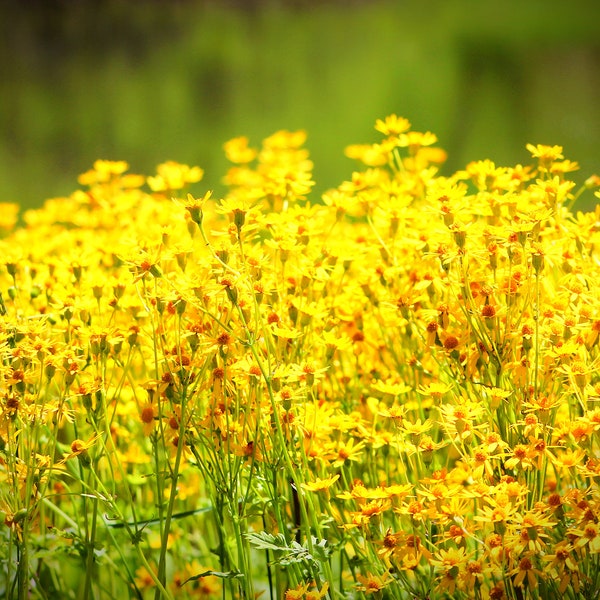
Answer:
[300,474,340,493]
[326,437,366,468]
[344,143,390,167]
[571,521,600,553]
[224,136,258,164]
[61,435,100,468]
[431,546,470,595]
[78,159,130,186]
[511,553,543,590]
[0,203,19,233]
[504,443,536,472]
[542,541,581,594]
[374,114,411,136]
[179,191,212,226]
[509,508,555,554]
[355,572,391,595]
[398,131,438,155]
[147,161,203,193]
[526,143,564,171]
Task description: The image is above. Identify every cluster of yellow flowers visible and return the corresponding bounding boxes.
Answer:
[1,116,600,599]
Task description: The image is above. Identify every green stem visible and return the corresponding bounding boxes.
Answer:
[82,496,98,600]
[17,523,29,600]
[135,544,174,600]
[154,388,188,600]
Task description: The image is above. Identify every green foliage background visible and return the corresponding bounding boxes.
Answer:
[1,0,599,210]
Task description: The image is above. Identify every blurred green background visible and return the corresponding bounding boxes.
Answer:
[1,0,599,210]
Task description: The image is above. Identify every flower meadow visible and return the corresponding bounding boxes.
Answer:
[2,117,600,600]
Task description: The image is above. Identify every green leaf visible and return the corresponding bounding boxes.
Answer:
[246,532,330,568]
[182,570,243,585]
[245,531,288,552]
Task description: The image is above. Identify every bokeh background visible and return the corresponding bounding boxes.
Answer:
[1,0,599,210]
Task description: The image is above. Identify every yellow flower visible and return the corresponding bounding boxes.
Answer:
[374,114,411,136]
[511,554,543,589]
[262,129,307,149]
[134,564,156,591]
[224,136,258,164]
[180,191,212,226]
[215,196,258,232]
[305,582,329,600]
[139,402,158,437]
[285,581,329,600]
[78,159,129,185]
[61,435,100,467]
[550,448,586,475]
[510,509,555,554]
[504,443,536,472]
[397,130,438,153]
[572,521,600,553]
[326,437,366,468]
[438,398,485,442]
[0,203,19,232]
[370,378,412,400]
[300,474,340,492]
[172,562,221,598]
[285,582,310,600]
[431,546,470,595]
[400,418,433,444]
[344,143,389,167]
[355,572,391,594]
[322,188,362,218]
[526,143,564,171]
[542,541,581,594]
[550,159,580,177]
[147,161,203,192]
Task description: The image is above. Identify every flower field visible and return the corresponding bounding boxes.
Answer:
[2,116,600,599]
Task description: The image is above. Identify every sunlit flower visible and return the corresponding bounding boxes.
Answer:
[511,553,543,590]
[301,474,339,492]
[355,572,391,594]
[431,546,470,595]
[526,143,564,171]
[0,203,19,232]
[6,115,600,599]
[78,159,130,185]
[61,435,100,467]
[147,161,203,192]
[224,136,258,164]
[374,114,411,136]
[326,437,366,468]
